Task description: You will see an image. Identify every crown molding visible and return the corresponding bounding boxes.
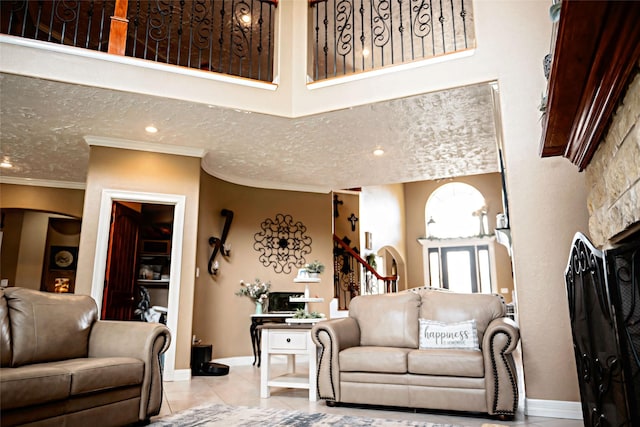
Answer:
[84,135,206,158]
[202,165,331,194]
[0,176,85,189]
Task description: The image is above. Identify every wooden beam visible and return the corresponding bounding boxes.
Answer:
[107,0,129,55]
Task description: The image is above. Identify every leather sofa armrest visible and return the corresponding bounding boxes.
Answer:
[88,321,171,421]
[311,317,360,401]
[482,317,519,416]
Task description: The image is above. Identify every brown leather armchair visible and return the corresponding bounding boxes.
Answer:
[0,287,171,426]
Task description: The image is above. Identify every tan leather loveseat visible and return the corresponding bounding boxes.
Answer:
[0,287,171,426]
[311,288,520,419]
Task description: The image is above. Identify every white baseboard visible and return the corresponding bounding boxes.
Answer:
[525,398,583,420]
[165,368,192,382]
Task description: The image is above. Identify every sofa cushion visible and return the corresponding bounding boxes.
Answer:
[340,346,410,373]
[349,292,421,348]
[408,348,484,377]
[48,357,144,395]
[0,365,71,410]
[418,319,479,349]
[415,288,505,342]
[0,289,12,367]
[4,287,98,367]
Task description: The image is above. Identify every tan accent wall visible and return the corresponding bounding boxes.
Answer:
[403,173,513,301]
[585,69,640,246]
[1,184,84,288]
[0,184,84,218]
[193,172,333,358]
[75,146,200,371]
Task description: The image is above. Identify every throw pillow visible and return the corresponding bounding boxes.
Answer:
[418,318,479,350]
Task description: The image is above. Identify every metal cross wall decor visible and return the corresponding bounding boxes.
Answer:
[253,213,312,274]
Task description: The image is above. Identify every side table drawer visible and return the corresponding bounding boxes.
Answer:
[269,331,308,351]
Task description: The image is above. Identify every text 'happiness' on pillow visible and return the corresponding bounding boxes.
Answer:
[418,318,479,350]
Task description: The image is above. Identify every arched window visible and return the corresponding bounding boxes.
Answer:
[425,183,487,239]
[423,183,493,294]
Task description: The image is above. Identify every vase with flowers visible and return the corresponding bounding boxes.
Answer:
[236,278,271,314]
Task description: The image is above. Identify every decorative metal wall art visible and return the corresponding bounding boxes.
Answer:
[208,209,234,275]
[347,213,359,231]
[253,214,312,274]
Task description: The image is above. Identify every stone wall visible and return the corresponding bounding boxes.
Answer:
[585,68,640,247]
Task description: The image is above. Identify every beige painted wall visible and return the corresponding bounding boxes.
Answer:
[403,173,513,299]
[359,184,407,290]
[194,172,333,358]
[0,210,24,286]
[0,184,84,218]
[1,185,84,288]
[75,146,201,371]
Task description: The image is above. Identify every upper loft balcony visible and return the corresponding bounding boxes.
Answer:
[1,0,476,116]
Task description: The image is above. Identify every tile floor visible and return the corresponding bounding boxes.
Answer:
[155,362,584,427]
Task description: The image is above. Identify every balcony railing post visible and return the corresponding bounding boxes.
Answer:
[108,0,129,55]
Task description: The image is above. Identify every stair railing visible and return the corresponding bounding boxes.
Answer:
[333,234,398,310]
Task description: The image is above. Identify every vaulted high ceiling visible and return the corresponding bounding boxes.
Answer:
[0,73,499,192]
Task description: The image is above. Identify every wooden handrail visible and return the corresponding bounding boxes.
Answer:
[332,234,397,282]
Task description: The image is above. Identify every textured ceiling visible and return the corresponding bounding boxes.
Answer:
[0,73,499,192]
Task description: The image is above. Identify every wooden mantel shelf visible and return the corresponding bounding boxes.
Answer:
[540,1,640,170]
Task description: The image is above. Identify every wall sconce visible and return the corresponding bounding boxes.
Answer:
[211,260,220,275]
[208,209,234,275]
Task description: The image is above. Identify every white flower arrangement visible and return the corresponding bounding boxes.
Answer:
[236,278,270,304]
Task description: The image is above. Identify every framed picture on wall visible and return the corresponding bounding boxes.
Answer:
[49,246,78,271]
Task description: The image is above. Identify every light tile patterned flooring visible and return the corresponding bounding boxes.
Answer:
[155,362,583,427]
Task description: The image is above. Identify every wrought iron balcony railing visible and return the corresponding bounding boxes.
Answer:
[309,0,475,81]
[1,1,475,84]
[1,0,277,82]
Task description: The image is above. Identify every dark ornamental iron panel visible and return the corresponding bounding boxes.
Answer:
[310,0,475,81]
[127,0,276,82]
[565,232,639,426]
[605,239,640,425]
[1,0,115,51]
[253,214,312,274]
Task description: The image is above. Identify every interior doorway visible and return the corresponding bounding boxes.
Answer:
[102,202,174,322]
[91,189,186,381]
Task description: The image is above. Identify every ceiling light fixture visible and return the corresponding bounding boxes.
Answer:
[362,48,370,58]
[145,125,158,133]
[241,14,251,24]
[0,160,13,168]
[373,148,385,156]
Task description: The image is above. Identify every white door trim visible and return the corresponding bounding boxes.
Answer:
[91,189,185,381]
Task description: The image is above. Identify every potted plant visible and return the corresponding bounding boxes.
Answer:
[304,260,325,278]
[365,253,377,269]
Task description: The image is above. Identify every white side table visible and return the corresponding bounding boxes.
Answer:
[259,324,317,401]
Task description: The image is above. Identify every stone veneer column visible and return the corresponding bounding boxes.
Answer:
[585,67,640,246]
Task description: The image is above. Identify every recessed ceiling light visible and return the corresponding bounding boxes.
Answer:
[373,148,385,156]
[241,14,251,24]
[0,160,13,168]
[362,48,370,58]
[145,125,158,133]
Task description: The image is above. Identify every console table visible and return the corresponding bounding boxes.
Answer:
[250,313,294,366]
[259,323,317,401]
